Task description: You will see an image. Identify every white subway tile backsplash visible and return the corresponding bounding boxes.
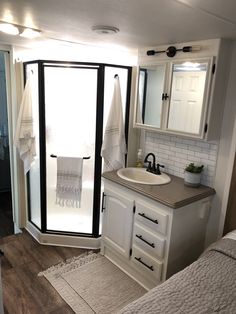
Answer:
[158,152,169,160]
[143,132,219,187]
[187,155,201,162]
[209,144,218,151]
[182,149,190,155]
[169,155,177,162]
[183,139,195,145]
[159,144,169,150]
[209,149,218,156]
[187,150,195,156]
[194,152,209,159]
[173,136,183,143]
[176,143,188,149]
[204,159,217,166]
[188,145,202,152]
[170,147,182,153]
[209,155,217,161]
[196,142,210,149]
[175,152,188,159]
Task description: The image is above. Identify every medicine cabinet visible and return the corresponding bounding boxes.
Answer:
[134,57,213,139]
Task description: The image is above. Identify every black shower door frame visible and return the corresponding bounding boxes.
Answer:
[24,60,132,238]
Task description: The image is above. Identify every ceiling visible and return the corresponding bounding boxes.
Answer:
[0,0,236,51]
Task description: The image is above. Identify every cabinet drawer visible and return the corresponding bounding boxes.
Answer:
[133,223,165,259]
[131,246,162,282]
[135,201,169,235]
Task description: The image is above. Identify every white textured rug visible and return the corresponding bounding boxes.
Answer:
[39,253,146,314]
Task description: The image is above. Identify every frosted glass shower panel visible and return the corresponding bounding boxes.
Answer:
[44,66,98,233]
[26,63,41,229]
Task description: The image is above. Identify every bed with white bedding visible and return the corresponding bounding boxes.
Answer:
[118,230,236,314]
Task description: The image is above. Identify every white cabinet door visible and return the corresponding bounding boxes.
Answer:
[102,186,134,258]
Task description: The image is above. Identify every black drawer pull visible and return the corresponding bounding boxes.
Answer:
[136,234,155,248]
[134,257,154,271]
[138,212,159,224]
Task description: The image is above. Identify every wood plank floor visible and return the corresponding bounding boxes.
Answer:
[0,230,89,314]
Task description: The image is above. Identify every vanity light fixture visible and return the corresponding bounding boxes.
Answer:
[0,23,19,35]
[147,45,201,57]
[92,25,119,35]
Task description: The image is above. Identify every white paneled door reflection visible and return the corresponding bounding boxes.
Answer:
[44,66,98,233]
[168,70,206,134]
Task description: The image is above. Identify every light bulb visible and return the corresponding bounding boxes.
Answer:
[20,28,41,39]
[0,23,19,35]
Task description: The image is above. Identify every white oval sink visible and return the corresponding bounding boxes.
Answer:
[117,167,171,185]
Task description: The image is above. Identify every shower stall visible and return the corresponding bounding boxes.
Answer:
[24,60,131,247]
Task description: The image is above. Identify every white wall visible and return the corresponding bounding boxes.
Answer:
[14,40,137,65]
[205,41,236,245]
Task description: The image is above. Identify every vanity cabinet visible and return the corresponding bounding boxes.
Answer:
[101,179,212,290]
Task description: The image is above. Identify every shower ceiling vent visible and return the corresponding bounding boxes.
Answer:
[91,25,119,35]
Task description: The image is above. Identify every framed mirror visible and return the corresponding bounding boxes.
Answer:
[134,58,213,138]
[135,63,167,128]
[166,59,212,135]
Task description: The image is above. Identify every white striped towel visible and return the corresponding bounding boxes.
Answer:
[56,157,83,208]
[14,74,36,174]
[101,76,127,172]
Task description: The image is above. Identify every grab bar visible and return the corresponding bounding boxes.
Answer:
[50,154,91,160]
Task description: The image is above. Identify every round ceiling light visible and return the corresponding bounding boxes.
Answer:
[20,28,41,39]
[0,23,19,35]
[92,25,119,35]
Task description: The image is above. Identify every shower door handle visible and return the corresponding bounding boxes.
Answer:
[101,192,106,212]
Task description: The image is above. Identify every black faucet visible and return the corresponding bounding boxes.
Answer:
[144,153,156,173]
[144,153,165,175]
[156,163,165,175]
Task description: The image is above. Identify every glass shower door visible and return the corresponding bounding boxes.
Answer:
[44,65,98,234]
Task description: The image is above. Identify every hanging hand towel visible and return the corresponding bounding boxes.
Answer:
[101,76,127,172]
[56,157,83,208]
[14,74,36,174]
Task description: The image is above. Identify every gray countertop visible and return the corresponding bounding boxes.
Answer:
[102,171,215,209]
